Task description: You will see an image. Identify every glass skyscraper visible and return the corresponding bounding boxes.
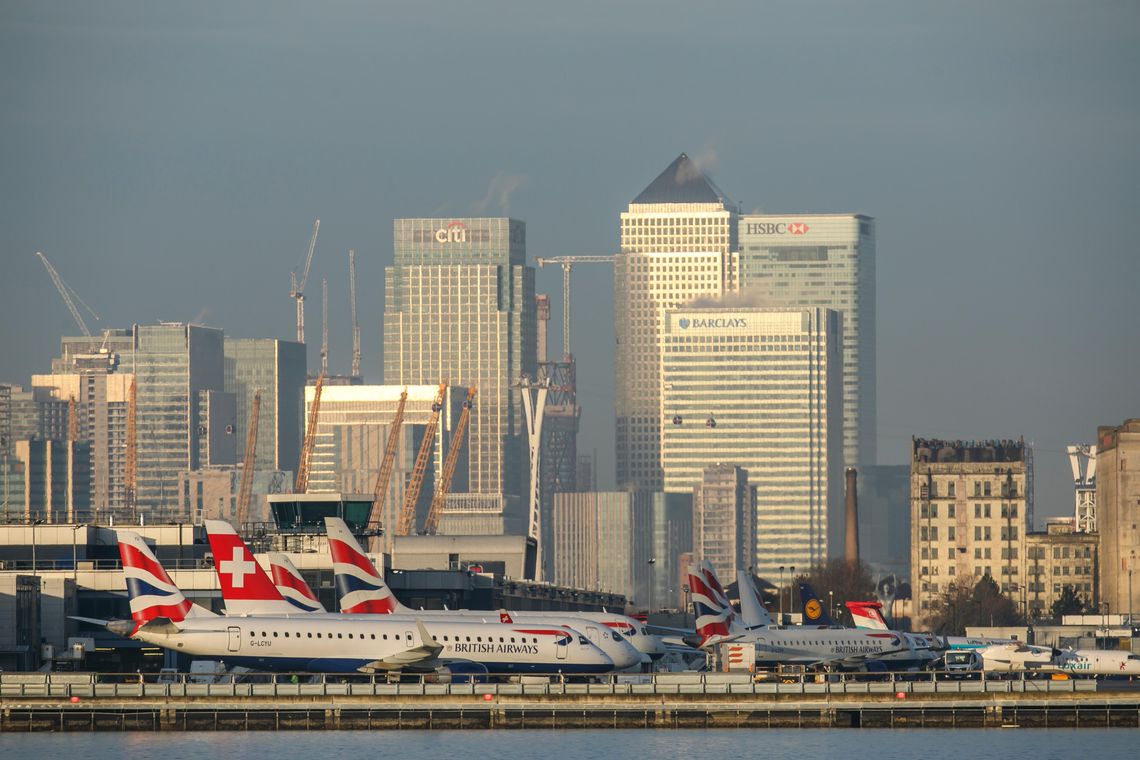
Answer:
[384,218,536,507]
[223,338,306,477]
[736,214,876,467]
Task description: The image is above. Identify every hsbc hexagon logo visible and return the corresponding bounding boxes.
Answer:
[788,222,809,235]
[745,221,810,236]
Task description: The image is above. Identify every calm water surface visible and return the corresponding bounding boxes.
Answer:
[0,729,1135,760]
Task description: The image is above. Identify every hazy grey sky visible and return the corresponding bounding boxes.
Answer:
[2,1,1137,521]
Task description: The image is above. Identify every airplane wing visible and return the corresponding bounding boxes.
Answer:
[358,619,444,672]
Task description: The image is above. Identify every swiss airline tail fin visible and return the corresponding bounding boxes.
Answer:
[204,519,296,615]
[266,553,326,612]
[846,601,889,630]
[117,530,215,632]
[736,570,774,627]
[797,581,835,626]
[324,516,406,613]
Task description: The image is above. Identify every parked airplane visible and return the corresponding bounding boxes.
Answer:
[202,520,616,675]
[687,562,919,670]
[979,641,1140,676]
[322,516,654,667]
[840,601,940,666]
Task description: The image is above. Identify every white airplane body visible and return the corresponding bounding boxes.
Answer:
[980,641,1140,676]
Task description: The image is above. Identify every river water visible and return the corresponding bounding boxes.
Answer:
[0,728,1135,760]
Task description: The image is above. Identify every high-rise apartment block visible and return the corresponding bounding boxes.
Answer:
[910,438,1030,623]
[614,155,736,490]
[384,219,536,507]
[737,214,876,467]
[661,307,843,578]
[13,440,90,522]
[692,464,754,583]
[1095,419,1140,620]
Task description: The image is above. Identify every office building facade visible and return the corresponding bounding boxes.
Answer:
[551,491,653,603]
[1024,520,1098,620]
[737,214,876,467]
[910,438,1030,624]
[13,440,91,523]
[692,464,754,584]
[223,337,306,476]
[384,218,536,507]
[660,307,843,579]
[614,154,737,490]
[1096,419,1140,620]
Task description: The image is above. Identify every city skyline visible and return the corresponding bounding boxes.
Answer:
[2,2,1138,524]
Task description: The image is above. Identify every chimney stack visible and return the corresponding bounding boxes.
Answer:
[845,467,860,563]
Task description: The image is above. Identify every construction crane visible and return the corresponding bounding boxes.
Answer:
[423,387,476,536]
[36,251,100,344]
[348,249,361,378]
[289,219,321,344]
[535,255,615,360]
[235,390,261,526]
[320,277,329,375]
[295,372,325,493]
[366,387,407,537]
[396,383,446,536]
[124,378,137,521]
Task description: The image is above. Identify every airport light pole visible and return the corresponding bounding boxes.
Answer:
[647,558,656,615]
[778,566,785,622]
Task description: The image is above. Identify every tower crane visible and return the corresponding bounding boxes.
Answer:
[295,373,325,493]
[289,219,321,344]
[235,390,261,526]
[348,249,361,379]
[396,383,446,536]
[366,387,407,538]
[535,255,615,359]
[320,277,329,375]
[423,388,476,535]
[36,251,101,346]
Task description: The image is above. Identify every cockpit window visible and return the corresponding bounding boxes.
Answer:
[578,635,589,645]
[612,631,624,641]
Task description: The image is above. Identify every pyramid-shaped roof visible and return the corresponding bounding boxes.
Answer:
[632,153,726,205]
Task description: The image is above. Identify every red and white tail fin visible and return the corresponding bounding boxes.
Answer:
[846,601,889,630]
[324,516,406,613]
[265,553,326,613]
[686,561,735,648]
[204,519,296,615]
[117,530,215,631]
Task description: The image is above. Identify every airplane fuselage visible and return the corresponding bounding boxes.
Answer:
[732,627,919,669]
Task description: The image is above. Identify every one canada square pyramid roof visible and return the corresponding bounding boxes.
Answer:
[631,153,728,205]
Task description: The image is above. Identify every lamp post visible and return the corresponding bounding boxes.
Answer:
[1129,551,1135,627]
[788,566,796,621]
[647,558,656,615]
[30,518,45,573]
[829,590,834,624]
[71,524,86,582]
[778,566,785,622]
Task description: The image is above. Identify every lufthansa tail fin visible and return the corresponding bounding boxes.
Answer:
[797,581,835,626]
[324,516,406,614]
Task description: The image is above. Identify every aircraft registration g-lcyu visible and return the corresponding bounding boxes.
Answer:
[202,520,615,675]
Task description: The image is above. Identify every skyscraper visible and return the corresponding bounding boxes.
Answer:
[223,337,306,476]
[736,214,876,466]
[384,218,536,511]
[615,154,736,490]
[660,307,843,578]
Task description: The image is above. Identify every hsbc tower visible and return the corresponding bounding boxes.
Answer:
[737,214,876,468]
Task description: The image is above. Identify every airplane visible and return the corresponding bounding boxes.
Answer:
[321,516,654,668]
[979,641,1140,676]
[265,553,326,612]
[101,530,444,673]
[686,561,920,671]
[202,519,617,675]
[736,570,775,628]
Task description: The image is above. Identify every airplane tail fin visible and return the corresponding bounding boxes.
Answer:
[117,530,214,630]
[797,581,834,626]
[204,519,295,615]
[736,569,774,627]
[324,516,406,613]
[266,553,326,612]
[686,562,734,648]
[846,600,889,630]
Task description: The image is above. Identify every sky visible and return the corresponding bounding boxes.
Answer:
[1,1,1138,523]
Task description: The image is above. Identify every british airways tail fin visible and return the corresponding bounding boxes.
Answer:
[117,530,215,632]
[204,519,296,615]
[686,561,735,648]
[736,570,774,627]
[846,601,889,630]
[797,581,835,626]
[266,553,326,612]
[324,516,406,613]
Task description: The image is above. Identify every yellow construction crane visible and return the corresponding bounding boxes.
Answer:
[235,390,261,526]
[295,373,325,493]
[396,383,446,536]
[366,387,407,537]
[124,378,137,520]
[423,387,475,536]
